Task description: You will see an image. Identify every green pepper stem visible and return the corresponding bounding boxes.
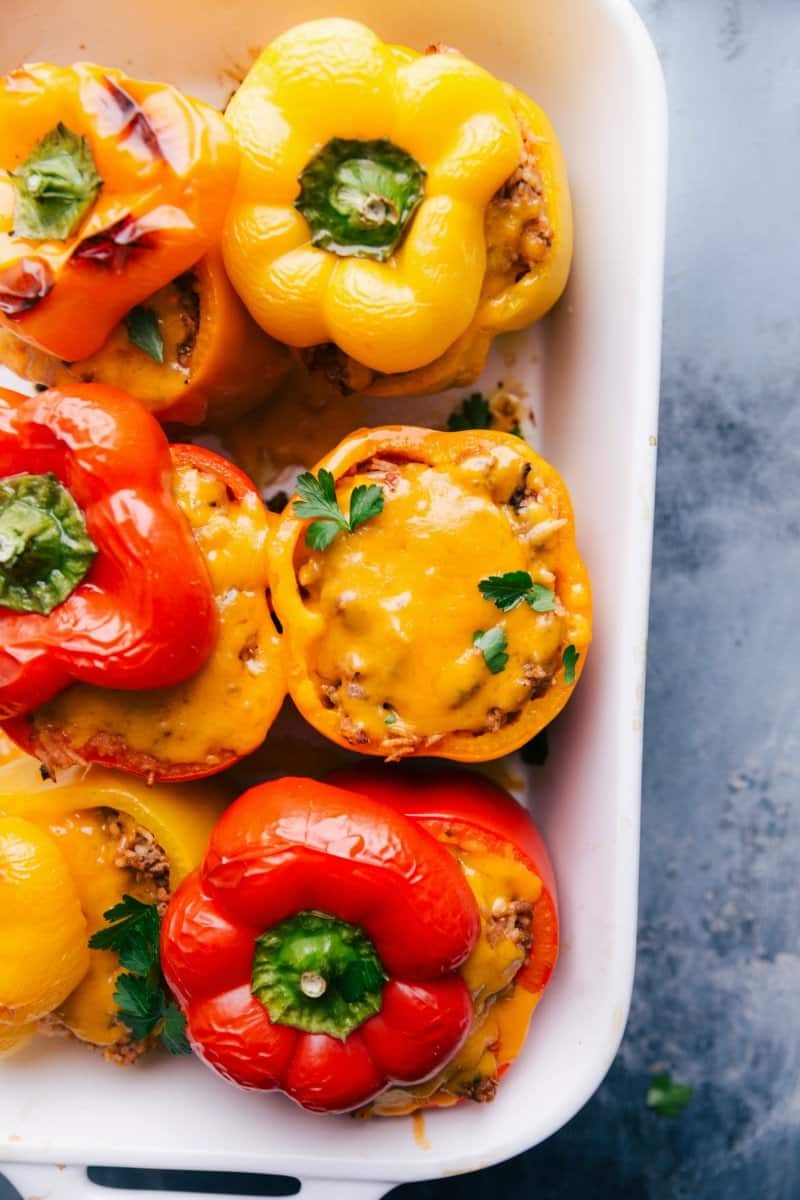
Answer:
[251,910,387,1041]
[296,138,426,263]
[0,473,96,615]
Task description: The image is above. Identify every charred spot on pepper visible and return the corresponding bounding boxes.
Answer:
[99,75,164,161]
[72,215,156,272]
[0,257,54,315]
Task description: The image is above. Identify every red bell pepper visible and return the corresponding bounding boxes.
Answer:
[161,776,480,1114]
[331,767,559,996]
[0,383,216,719]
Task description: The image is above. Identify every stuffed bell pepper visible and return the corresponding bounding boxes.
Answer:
[1,383,285,780]
[269,426,591,762]
[0,754,227,1061]
[0,62,237,361]
[161,770,558,1115]
[0,250,290,427]
[223,18,571,396]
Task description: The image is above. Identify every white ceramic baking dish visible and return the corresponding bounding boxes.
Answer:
[0,1,666,1197]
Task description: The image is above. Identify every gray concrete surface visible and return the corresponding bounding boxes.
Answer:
[1,3,797,1199]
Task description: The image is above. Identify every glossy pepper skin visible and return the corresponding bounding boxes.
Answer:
[6,444,286,783]
[330,767,559,1114]
[0,251,291,427]
[0,62,238,361]
[161,776,479,1114]
[269,425,591,762]
[366,86,573,398]
[0,383,216,721]
[0,754,227,1057]
[223,19,525,377]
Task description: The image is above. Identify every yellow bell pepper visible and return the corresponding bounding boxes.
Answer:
[0,251,290,427]
[223,19,571,394]
[0,756,227,1057]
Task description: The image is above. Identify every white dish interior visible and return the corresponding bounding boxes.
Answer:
[0,0,667,1191]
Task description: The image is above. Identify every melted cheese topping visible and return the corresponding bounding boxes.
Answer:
[365,840,543,1117]
[298,448,566,748]
[47,810,159,1046]
[31,464,282,768]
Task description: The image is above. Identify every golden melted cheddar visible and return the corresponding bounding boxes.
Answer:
[364,840,542,1116]
[296,447,569,751]
[28,462,282,772]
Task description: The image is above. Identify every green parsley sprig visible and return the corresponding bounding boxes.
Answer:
[89,894,189,1054]
[293,469,384,551]
[646,1072,694,1119]
[126,306,164,363]
[562,644,579,684]
[447,392,492,431]
[473,626,509,674]
[479,571,555,614]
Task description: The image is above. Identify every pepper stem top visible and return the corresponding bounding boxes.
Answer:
[251,910,387,1040]
[0,473,97,614]
[295,138,426,262]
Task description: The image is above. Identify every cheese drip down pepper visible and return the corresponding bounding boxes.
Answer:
[222,19,571,395]
[0,383,216,720]
[160,770,558,1115]
[5,437,287,782]
[0,62,238,361]
[0,251,291,427]
[269,426,591,762]
[0,755,227,1058]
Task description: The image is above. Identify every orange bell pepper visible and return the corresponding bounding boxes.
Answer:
[0,251,290,426]
[270,426,591,762]
[0,63,237,361]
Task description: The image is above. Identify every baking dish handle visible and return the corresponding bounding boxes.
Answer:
[0,1164,393,1200]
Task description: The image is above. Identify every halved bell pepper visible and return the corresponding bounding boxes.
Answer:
[223,19,571,396]
[0,383,216,719]
[5,435,286,782]
[0,251,291,427]
[161,776,480,1113]
[0,754,227,1058]
[0,62,238,361]
[269,426,591,762]
[330,767,558,1115]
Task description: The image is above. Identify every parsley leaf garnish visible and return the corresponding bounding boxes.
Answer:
[473,627,509,674]
[447,392,492,431]
[479,571,555,614]
[161,1002,191,1055]
[88,893,160,975]
[520,729,549,765]
[90,894,189,1055]
[113,971,165,1041]
[384,710,398,726]
[293,470,384,550]
[563,644,579,684]
[646,1072,694,1119]
[126,306,164,363]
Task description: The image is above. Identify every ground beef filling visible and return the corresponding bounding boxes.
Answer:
[36,812,170,1065]
[298,102,551,393]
